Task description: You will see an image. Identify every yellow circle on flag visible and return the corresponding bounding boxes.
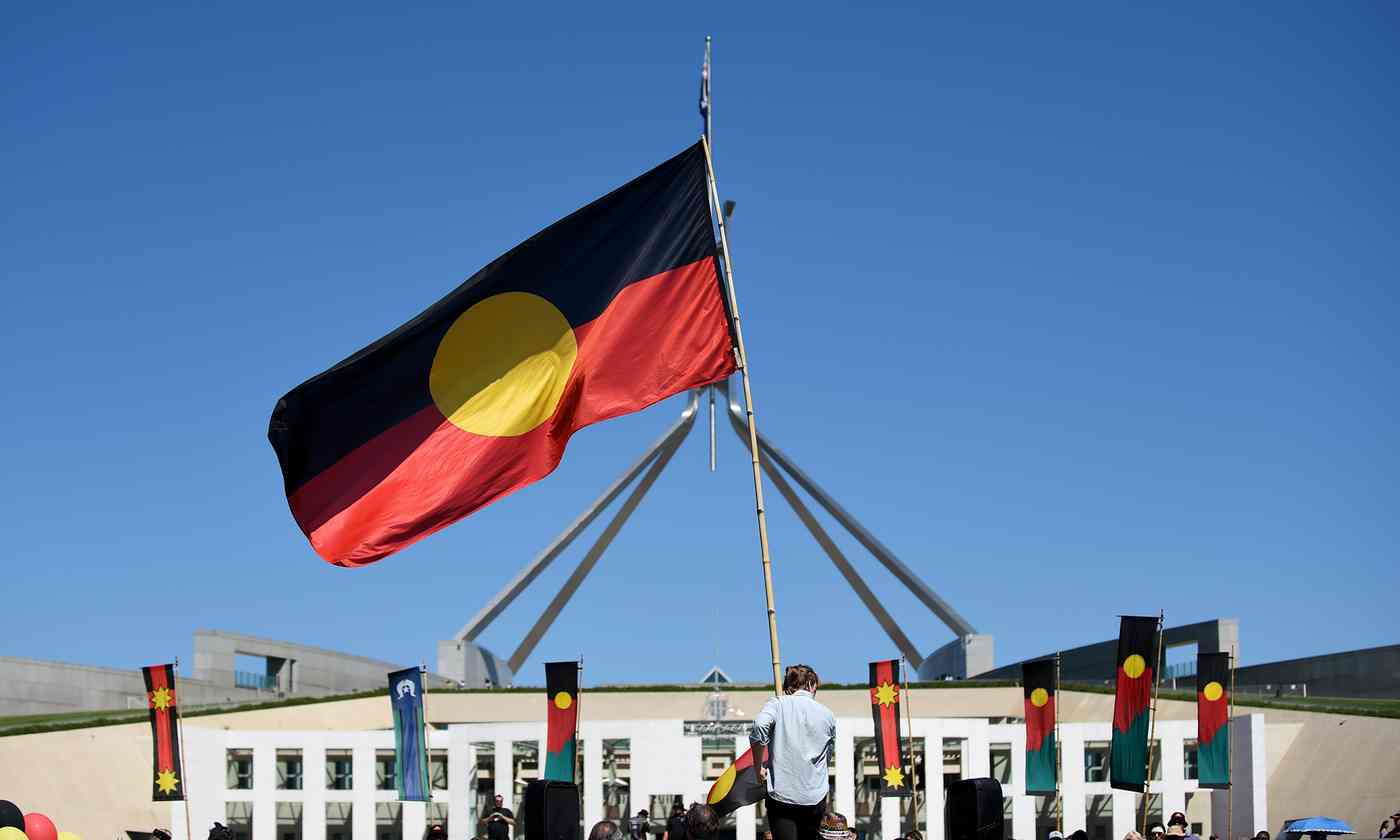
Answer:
[0,829,30,840]
[1123,654,1147,679]
[554,691,573,710]
[430,292,578,437]
[1030,687,1049,708]
[708,762,737,804]
[1203,681,1223,702]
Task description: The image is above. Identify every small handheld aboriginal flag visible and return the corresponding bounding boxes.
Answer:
[388,667,431,801]
[1021,658,1057,795]
[1110,615,1161,792]
[868,659,907,794]
[1196,651,1231,789]
[707,745,765,816]
[142,663,185,801]
[544,661,579,782]
[269,142,737,567]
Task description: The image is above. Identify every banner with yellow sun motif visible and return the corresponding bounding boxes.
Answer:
[543,661,579,782]
[1109,615,1161,792]
[1196,651,1231,789]
[141,663,185,801]
[867,659,907,795]
[1021,657,1057,794]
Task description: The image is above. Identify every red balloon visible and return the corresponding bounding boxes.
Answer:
[22,815,56,840]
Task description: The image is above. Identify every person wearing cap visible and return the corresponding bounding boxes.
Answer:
[1147,825,1165,840]
[750,664,836,840]
[1048,831,1065,840]
[1167,810,1200,840]
[818,813,854,840]
[630,810,651,840]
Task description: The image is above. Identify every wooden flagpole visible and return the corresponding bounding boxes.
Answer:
[1055,652,1063,835]
[700,133,782,696]
[901,658,920,832]
[1140,612,1165,836]
[173,657,193,840]
[1227,645,1236,840]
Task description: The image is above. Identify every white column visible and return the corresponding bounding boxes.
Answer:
[496,738,514,812]
[404,801,428,839]
[1110,791,1136,839]
[304,738,327,840]
[835,725,856,823]
[880,797,901,840]
[253,744,277,840]
[735,734,756,840]
[1159,732,1186,821]
[921,724,944,840]
[451,732,474,835]
[354,742,376,840]
[584,734,604,829]
[1060,726,1087,835]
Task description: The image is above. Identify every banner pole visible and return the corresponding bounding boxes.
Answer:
[700,132,783,696]
[173,657,193,840]
[420,663,432,798]
[1055,652,1063,835]
[1140,612,1165,837]
[901,658,919,832]
[1227,645,1236,840]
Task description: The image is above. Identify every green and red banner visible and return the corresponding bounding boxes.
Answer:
[868,659,907,793]
[707,745,765,816]
[269,142,737,567]
[1021,658,1057,795]
[142,663,185,801]
[1110,615,1160,791]
[1196,652,1231,789]
[543,661,579,782]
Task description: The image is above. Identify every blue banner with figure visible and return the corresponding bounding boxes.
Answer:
[388,666,431,801]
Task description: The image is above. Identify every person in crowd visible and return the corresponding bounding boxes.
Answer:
[1122,832,1145,840]
[486,793,516,840]
[152,831,172,840]
[631,810,651,840]
[1208,834,1219,840]
[817,813,854,840]
[1147,825,1165,840]
[687,804,720,840]
[663,801,689,840]
[762,831,774,840]
[590,822,624,840]
[1255,831,1271,840]
[750,664,837,840]
[1167,811,1199,840]
[425,825,448,840]
[1048,831,1064,840]
[207,824,234,840]
[1383,813,1400,839]
[1068,830,1088,840]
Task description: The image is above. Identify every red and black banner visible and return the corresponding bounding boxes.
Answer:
[1196,651,1231,789]
[707,745,764,816]
[269,142,737,567]
[868,659,907,794]
[1109,615,1160,792]
[1021,658,1057,794]
[142,663,185,801]
[543,661,579,782]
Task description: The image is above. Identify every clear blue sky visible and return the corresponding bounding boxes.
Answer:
[3,2,1396,687]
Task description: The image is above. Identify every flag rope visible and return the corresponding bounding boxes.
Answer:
[701,132,783,696]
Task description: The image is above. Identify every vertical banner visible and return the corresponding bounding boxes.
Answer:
[868,659,906,793]
[1110,616,1160,792]
[1022,658,1057,795]
[141,663,185,801]
[544,660,579,782]
[388,666,431,801]
[1196,652,1231,789]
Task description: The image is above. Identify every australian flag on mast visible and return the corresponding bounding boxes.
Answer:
[389,666,431,801]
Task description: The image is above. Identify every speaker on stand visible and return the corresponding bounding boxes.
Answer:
[945,777,1004,840]
[523,779,581,840]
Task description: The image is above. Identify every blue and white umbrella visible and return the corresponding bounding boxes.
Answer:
[1280,817,1355,840]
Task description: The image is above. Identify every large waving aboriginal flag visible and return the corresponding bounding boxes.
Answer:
[269,142,737,566]
[142,663,185,801]
[1196,651,1231,789]
[1021,658,1057,795]
[708,746,764,816]
[544,661,579,782]
[868,659,907,793]
[1109,615,1160,792]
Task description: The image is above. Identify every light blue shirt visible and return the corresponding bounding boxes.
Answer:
[749,689,836,806]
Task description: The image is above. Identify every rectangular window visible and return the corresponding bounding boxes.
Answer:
[1150,740,1162,780]
[225,802,253,840]
[376,803,403,840]
[427,802,449,831]
[989,743,1012,785]
[1033,794,1060,840]
[1183,740,1199,780]
[1086,794,1113,840]
[326,803,353,840]
[376,749,396,791]
[226,749,254,790]
[277,750,303,790]
[326,750,353,790]
[603,739,631,821]
[431,748,449,790]
[701,736,734,781]
[276,802,303,840]
[513,741,541,832]
[898,738,926,825]
[473,741,496,831]
[1083,742,1110,783]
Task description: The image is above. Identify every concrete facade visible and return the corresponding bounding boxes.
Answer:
[1232,644,1400,699]
[0,655,269,717]
[918,634,995,681]
[981,620,1241,683]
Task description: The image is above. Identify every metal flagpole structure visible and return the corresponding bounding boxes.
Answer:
[1140,611,1165,837]
[1055,651,1063,835]
[173,657,193,840]
[445,38,983,693]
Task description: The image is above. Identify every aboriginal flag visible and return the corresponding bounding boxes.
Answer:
[269,142,737,567]
[868,659,907,793]
[1196,652,1231,789]
[1021,658,1057,795]
[1109,616,1160,792]
[543,661,579,782]
[708,746,764,816]
[142,663,185,801]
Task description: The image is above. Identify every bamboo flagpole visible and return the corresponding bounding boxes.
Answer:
[901,658,920,832]
[1227,645,1236,840]
[1139,612,1165,837]
[700,129,782,695]
[1055,652,1063,835]
[173,657,193,840]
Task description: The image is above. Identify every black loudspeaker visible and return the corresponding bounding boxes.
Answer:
[945,777,1004,840]
[523,779,580,840]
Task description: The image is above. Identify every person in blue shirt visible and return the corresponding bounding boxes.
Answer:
[750,664,836,840]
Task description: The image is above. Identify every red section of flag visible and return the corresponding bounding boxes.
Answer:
[295,257,734,566]
[148,665,174,772]
[872,660,900,765]
[1198,690,1228,744]
[546,699,576,753]
[1113,664,1153,733]
[1025,694,1055,753]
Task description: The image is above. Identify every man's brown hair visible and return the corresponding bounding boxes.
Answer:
[782,664,819,694]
